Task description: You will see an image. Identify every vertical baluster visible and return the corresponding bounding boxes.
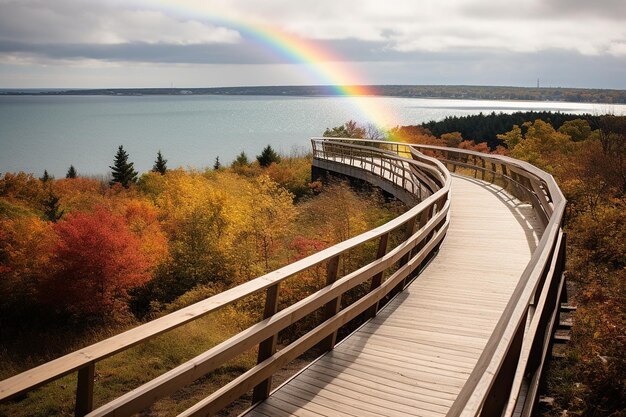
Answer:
[502,164,509,190]
[320,255,341,351]
[75,363,95,417]
[481,158,486,180]
[252,283,281,403]
[367,232,390,317]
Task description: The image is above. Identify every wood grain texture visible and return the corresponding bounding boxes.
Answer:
[247,175,544,416]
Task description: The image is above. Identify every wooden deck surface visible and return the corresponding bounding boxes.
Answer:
[244,175,543,417]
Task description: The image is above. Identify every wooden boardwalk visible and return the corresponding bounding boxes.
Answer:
[245,175,544,417]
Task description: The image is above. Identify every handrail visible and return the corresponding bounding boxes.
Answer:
[316,138,567,416]
[405,143,566,417]
[0,139,451,417]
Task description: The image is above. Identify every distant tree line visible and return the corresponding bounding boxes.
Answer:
[420,111,600,148]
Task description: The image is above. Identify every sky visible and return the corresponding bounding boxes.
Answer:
[0,0,625,89]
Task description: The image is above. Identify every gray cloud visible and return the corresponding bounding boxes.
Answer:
[0,0,624,89]
[0,38,411,64]
[543,0,626,19]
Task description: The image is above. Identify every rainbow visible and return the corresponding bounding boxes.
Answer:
[137,0,398,128]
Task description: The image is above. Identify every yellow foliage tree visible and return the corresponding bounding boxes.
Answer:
[498,120,573,171]
[0,216,55,312]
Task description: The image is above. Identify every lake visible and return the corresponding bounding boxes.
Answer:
[1,95,623,177]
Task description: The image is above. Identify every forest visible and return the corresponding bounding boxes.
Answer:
[1,113,625,416]
[0,145,403,415]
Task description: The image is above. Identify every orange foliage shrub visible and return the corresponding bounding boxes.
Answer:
[43,207,152,317]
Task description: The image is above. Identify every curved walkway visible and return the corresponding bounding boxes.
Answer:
[245,175,544,417]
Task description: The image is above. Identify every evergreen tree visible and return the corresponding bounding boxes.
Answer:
[213,156,222,170]
[40,170,52,183]
[152,150,167,175]
[43,192,64,222]
[109,145,138,188]
[66,165,77,179]
[256,145,281,167]
[234,151,249,166]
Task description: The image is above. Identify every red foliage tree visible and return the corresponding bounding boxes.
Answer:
[44,206,151,317]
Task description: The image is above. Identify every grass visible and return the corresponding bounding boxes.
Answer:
[0,310,256,417]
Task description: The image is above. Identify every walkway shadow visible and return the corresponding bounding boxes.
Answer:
[455,174,543,254]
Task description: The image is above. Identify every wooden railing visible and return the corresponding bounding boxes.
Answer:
[0,139,451,416]
[408,144,567,417]
[311,138,566,416]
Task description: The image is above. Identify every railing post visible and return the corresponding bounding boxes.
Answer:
[474,156,479,178]
[252,283,280,403]
[368,232,390,317]
[479,315,526,417]
[75,363,95,417]
[319,255,341,351]
[481,158,486,180]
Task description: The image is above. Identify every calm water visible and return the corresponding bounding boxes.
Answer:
[1,95,623,177]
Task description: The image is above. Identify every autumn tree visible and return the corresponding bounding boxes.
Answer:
[558,119,594,142]
[596,115,626,195]
[66,165,77,179]
[364,123,386,140]
[388,125,439,145]
[264,155,312,200]
[323,120,366,138]
[123,199,168,269]
[0,217,55,317]
[0,172,46,213]
[43,207,151,317]
[257,145,281,167]
[152,150,167,175]
[110,145,138,188]
[497,120,572,171]
[440,132,463,148]
[147,169,233,304]
[247,175,297,271]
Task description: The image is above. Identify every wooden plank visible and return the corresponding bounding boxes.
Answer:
[327,349,471,380]
[301,368,455,407]
[259,396,324,417]
[279,384,382,417]
[286,378,446,417]
[337,338,479,369]
[311,360,461,397]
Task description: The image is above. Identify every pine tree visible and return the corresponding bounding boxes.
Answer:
[66,165,77,179]
[152,150,167,175]
[110,145,138,188]
[234,151,249,166]
[257,145,281,167]
[40,170,52,182]
[213,156,222,170]
[43,192,64,222]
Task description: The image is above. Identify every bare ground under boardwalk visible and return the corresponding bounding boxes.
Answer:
[244,175,544,417]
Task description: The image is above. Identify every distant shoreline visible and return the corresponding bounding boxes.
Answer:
[1,85,625,104]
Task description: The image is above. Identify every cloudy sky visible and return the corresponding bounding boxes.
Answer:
[0,0,625,89]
